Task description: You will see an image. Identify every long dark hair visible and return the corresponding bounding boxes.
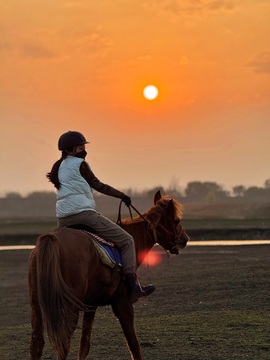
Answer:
[47,151,69,190]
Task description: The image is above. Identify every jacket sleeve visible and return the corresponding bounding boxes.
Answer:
[80,161,125,199]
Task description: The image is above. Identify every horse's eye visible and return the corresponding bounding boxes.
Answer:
[175,219,180,225]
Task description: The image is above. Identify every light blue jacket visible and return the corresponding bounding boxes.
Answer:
[56,156,96,218]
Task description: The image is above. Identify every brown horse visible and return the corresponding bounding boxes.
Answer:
[28,191,189,360]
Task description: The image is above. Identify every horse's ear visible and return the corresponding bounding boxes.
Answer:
[168,199,174,213]
[154,190,162,204]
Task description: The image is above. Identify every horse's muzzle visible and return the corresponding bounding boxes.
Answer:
[177,231,190,250]
[171,247,180,255]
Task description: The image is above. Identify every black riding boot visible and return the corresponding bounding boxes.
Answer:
[125,273,155,304]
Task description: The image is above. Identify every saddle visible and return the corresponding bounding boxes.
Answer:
[66,224,122,269]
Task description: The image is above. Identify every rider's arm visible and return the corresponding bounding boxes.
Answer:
[80,161,125,199]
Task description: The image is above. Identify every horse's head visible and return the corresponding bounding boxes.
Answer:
[149,191,189,255]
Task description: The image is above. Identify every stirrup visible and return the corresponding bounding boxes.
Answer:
[129,282,155,304]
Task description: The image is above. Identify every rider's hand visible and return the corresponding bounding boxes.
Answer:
[122,195,131,206]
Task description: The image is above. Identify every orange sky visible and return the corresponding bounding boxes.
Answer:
[1,0,270,196]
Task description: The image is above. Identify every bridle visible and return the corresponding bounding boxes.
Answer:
[117,201,184,255]
[155,219,185,254]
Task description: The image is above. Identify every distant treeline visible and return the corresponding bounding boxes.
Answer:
[1,179,270,220]
[2,178,270,202]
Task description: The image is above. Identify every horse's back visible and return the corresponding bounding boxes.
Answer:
[53,226,95,250]
[60,227,94,254]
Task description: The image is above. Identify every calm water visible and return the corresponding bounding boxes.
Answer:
[1,240,270,251]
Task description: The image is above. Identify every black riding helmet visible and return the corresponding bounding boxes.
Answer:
[58,131,89,151]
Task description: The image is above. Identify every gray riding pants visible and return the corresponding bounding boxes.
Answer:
[57,210,136,274]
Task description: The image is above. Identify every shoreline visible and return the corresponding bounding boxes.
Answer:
[1,239,270,251]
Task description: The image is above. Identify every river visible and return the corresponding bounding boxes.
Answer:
[1,240,270,251]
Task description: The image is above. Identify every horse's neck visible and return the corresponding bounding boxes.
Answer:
[121,219,156,267]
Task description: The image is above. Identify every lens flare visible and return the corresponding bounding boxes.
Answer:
[139,250,162,267]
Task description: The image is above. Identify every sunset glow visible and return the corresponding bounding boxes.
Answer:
[1,1,270,195]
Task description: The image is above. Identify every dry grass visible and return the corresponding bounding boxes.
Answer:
[0,244,270,359]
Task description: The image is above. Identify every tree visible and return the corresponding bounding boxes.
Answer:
[185,181,226,203]
[26,191,55,199]
[5,192,22,199]
[244,186,266,200]
[233,185,246,197]
[167,176,183,196]
[264,179,270,189]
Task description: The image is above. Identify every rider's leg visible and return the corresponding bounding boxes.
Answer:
[58,211,155,303]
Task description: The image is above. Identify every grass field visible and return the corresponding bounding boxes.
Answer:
[0,243,269,359]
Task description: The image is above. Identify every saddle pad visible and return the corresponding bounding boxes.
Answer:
[83,231,122,269]
[93,241,122,269]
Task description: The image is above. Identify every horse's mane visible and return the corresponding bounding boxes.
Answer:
[122,196,183,225]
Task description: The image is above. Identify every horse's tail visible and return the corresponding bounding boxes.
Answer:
[35,233,89,357]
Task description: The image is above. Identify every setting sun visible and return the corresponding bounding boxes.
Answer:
[143,85,159,100]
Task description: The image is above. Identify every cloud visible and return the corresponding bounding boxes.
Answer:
[164,0,181,14]
[71,29,114,58]
[122,54,153,68]
[21,43,57,59]
[143,0,239,16]
[206,0,237,11]
[248,52,270,73]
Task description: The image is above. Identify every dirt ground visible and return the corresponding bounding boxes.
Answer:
[0,244,270,360]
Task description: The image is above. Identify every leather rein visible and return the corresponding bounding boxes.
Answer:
[117,200,185,255]
[116,201,159,244]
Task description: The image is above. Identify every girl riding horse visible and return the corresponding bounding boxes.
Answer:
[46,130,155,304]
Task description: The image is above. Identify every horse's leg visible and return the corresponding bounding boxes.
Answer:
[78,309,96,360]
[30,302,45,360]
[112,300,143,360]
